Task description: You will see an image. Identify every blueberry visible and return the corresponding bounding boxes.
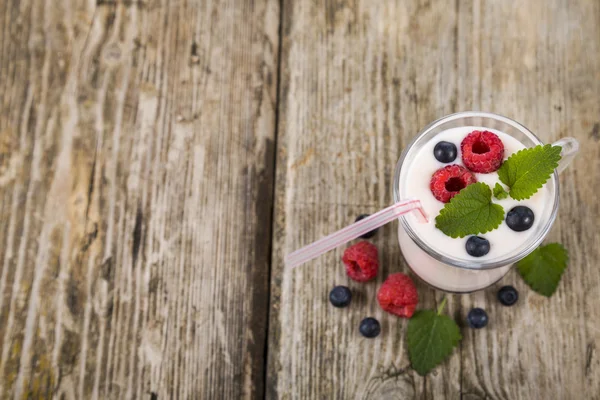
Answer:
[329,286,352,308]
[359,317,381,338]
[433,141,458,163]
[506,206,535,232]
[465,236,490,257]
[467,308,488,329]
[497,286,519,306]
[355,214,378,238]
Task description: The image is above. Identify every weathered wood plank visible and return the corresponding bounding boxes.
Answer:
[0,0,279,398]
[455,2,600,399]
[268,1,600,399]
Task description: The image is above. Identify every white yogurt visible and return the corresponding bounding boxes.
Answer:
[398,127,553,292]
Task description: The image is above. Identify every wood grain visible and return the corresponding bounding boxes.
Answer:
[268,1,600,399]
[0,0,279,398]
[2,0,599,399]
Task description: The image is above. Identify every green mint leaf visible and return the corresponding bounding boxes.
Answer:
[435,183,505,238]
[497,145,562,200]
[407,306,461,376]
[517,243,569,297]
[493,183,509,200]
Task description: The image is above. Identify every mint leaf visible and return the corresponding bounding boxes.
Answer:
[517,243,569,297]
[497,145,561,200]
[493,183,509,200]
[407,299,461,376]
[435,183,504,238]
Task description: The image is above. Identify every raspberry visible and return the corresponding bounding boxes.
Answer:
[377,273,418,318]
[461,130,505,173]
[429,165,477,203]
[342,241,379,282]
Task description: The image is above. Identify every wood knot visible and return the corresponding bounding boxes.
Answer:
[362,367,415,399]
[190,41,200,64]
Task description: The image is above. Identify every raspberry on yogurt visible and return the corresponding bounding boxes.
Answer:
[461,130,505,173]
[430,165,477,203]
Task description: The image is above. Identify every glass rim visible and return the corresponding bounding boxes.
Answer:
[392,111,560,270]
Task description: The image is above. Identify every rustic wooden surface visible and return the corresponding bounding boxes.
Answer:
[0,0,599,399]
[0,0,279,398]
[268,1,600,399]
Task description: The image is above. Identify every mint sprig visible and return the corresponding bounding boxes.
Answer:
[407,298,461,376]
[493,183,509,200]
[517,243,569,297]
[497,145,561,200]
[435,183,504,238]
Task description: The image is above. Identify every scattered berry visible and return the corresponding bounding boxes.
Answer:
[465,236,490,257]
[329,286,352,308]
[342,241,379,282]
[461,130,505,173]
[467,308,488,329]
[506,206,535,232]
[430,165,477,203]
[355,214,378,238]
[433,141,458,163]
[497,286,519,306]
[377,273,419,318]
[359,317,381,338]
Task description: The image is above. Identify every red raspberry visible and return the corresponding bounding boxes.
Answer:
[461,130,505,173]
[377,273,418,318]
[430,165,477,203]
[342,241,379,282]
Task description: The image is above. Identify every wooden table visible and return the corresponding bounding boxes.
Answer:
[1,0,599,398]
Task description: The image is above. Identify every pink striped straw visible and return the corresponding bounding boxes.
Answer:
[285,199,428,269]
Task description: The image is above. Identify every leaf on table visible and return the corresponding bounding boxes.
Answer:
[517,243,569,297]
[407,309,462,376]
